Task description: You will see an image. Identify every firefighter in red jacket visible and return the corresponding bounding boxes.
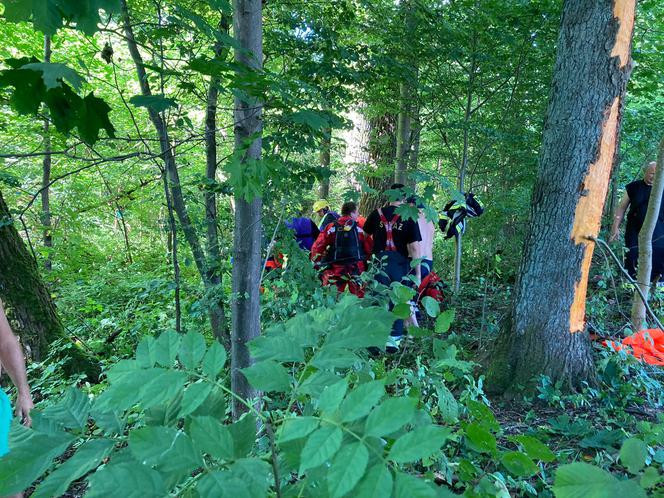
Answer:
[311,201,372,297]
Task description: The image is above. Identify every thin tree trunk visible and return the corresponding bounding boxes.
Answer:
[318,127,331,199]
[408,103,421,185]
[631,136,664,331]
[0,189,99,379]
[231,0,263,420]
[359,115,397,216]
[487,0,636,394]
[162,169,182,333]
[41,35,53,272]
[205,16,231,346]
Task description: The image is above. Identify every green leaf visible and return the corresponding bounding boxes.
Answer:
[298,370,341,397]
[324,306,393,350]
[465,422,497,455]
[620,438,648,474]
[241,360,291,392]
[41,387,90,430]
[311,347,359,370]
[228,414,257,459]
[2,0,32,22]
[249,334,304,362]
[86,462,166,498]
[138,370,188,410]
[509,435,556,463]
[394,472,437,498]
[318,380,348,415]
[389,425,450,463]
[154,330,181,367]
[0,429,74,496]
[129,426,200,477]
[299,426,343,474]
[178,331,207,370]
[355,464,393,498]
[436,386,459,424]
[640,467,661,489]
[22,62,84,91]
[136,337,158,368]
[76,93,115,145]
[289,109,330,131]
[32,439,114,498]
[202,340,227,379]
[327,442,369,498]
[421,296,440,318]
[365,397,417,437]
[552,462,647,498]
[190,416,234,460]
[196,471,251,498]
[179,382,214,418]
[466,400,500,432]
[230,458,271,497]
[435,309,455,334]
[501,451,539,477]
[340,380,385,423]
[393,302,412,319]
[190,386,227,418]
[277,417,319,444]
[129,94,178,113]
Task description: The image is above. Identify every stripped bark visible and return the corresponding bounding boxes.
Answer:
[231,0,263,419]
[631,137,664,331]
[487,0,636,393]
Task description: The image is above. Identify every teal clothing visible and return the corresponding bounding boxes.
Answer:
[0,389,11,457]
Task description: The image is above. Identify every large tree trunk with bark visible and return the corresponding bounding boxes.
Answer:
[487,0,636,394]
[359,114,397,216]
[231,0,263,419]
[0,190,99,379]
[631,137,664,331]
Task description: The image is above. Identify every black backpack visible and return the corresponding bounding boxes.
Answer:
[325,220,364,264]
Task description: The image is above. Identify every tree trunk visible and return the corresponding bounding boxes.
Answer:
[41,34,53,272]
[0,190,99,379]
[487,0,636,394]
[205,16,231,347]
[630,136,664,331]
[359,114,397,216]
[408,103,421,186]
[318,127,331,199]
[231,0,263,420]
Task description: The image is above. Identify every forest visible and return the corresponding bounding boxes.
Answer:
[0,0,663,496]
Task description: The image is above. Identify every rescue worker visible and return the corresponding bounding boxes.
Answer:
[313,200,340,231]
[311,201,372,297]
[285,216,319,251]
[363,184,422,352]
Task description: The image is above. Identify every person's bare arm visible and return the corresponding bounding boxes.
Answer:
[407,241,422,284]
[609,195,630,243]
[0,301,33,426]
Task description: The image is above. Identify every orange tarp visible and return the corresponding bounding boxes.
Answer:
[605,329,664,366]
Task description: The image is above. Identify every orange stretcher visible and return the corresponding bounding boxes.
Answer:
[605,329,664,366]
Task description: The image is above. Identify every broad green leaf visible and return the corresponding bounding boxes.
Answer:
[196,471,251,498]
[394,472,437,498]
[327,442,369,498]
[32,439,115,498]
[129,426,200,476]
[640,467,661,489]
[339,380,385,422]
[191,386,227,418]
[501,451,539,477]
[365,397,417,437]
[436,386,459,424]
[86,462,166,498]
[76,93,115,145]
[136,337,157,368]
[41,387,90,430]
[2,0,32,22]
[179,382,214,418]
[202,341,227,379]
[435,309,455,334]
[311,347,359,370]
[318,379,348,415]
[22,62,84,91]
[228,414,256,459]
[277,417,319,444]
[509,435,556,463]
[154,431,202,482]
[129,94,178,113]
[298,370,341,397]
[552,462,647,498]
[421,296,440,318]
[299,426,343,474]
[154,330,181,367]
[230,458,271,497]
[0,429,74,496]
[389,425,450,463]
[620,438,648,474]
[138,370,188,410]
[178,332,207,370]
[393,302,412,319]
[324,306,393,349]
[242,360,290,392]
[249,334,304,362]
[466,400,500,432]
[465,422,497,455]
[190,416,234,460]
[355,464,393,498]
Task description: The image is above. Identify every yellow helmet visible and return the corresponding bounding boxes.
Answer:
[313,200,329,213]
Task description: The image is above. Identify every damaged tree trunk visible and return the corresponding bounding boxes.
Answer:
[631,137,664,331]
[231,0,264,419]
[487,0,636,393]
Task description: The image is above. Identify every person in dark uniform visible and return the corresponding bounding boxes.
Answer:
[609,161,664,280]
